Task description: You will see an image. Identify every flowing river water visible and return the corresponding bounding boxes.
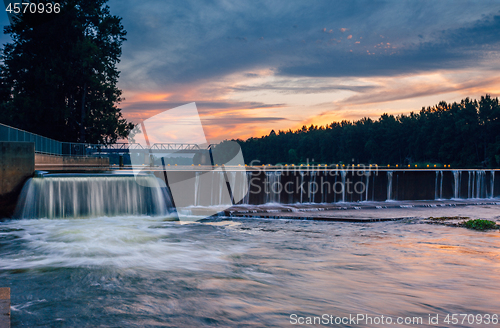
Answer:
[2,205,500,327]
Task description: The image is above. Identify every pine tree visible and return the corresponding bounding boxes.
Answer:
[0,0,134,144]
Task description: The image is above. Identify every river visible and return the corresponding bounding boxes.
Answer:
[1,206,500,327]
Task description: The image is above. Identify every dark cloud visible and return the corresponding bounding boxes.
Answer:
[122,100,286,113]
[107,0,500,89]
[231,82,377,94]
[279,14,500,77]
[2,1,497,91]
[201,116,288,125]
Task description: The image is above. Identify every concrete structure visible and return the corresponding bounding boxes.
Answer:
[35,153,109,170]
[0,142,34,218]
[0,142,110,217]
[0,288,10,328]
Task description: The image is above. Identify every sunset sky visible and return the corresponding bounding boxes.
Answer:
[2,1,500,142]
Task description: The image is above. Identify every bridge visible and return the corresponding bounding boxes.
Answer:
[0,122,211,156]
[85,143,209,155]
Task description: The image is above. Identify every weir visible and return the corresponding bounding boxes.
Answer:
[9,169,500,219]
[14,172,173,219]
[151,169,500,205]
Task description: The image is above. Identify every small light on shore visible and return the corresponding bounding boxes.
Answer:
[396,164,398,167]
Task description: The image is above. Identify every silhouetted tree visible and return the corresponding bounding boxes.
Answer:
[0,0,134,144]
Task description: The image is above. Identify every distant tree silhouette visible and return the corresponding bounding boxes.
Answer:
[235,95,500,168]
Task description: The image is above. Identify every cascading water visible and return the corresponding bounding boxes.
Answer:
[387,171,393,201]
[299,171,305,203]
[194,171,201,206]
[341,170,347,202]
[452,170,462,199]
[308,171,317,203]
[490,171,495,198]
[242,171,252,204]
[15,173,172,219]
[468,170,475,199]
[265,171,281,203]
[475,170,486,198]
[364,172,370,201]
[321,168,327,203]
[228,171,251,205]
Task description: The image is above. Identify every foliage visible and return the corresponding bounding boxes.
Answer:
[462,219,498,230]
[236,95,500,167]
[0,0,134,144]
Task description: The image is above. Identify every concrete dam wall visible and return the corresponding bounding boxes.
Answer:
[153,169,499,206]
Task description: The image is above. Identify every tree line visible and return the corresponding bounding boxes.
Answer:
[234,95,500,168]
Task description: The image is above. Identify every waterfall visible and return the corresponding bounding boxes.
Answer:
[265,171,281,203]
[475,170,486,198]
[491,171,495,198]
[364,172,370,201]
[15,173,172,219]
[228,170,250,205]
[308,171,317,202]
[341,170,347,202]
[299,171,305,203]
[194,172,201,206]
[452,170,461,199]
[387,171,393,201]
[320,169,326,203]
[218,171,225,204]
[468,170,474,198]
[242,171,252,204]
[333,172,338,203]
[440,171,443,199]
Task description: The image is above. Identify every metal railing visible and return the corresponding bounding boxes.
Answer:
[0,123,211,156]
[0,123,95,156]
